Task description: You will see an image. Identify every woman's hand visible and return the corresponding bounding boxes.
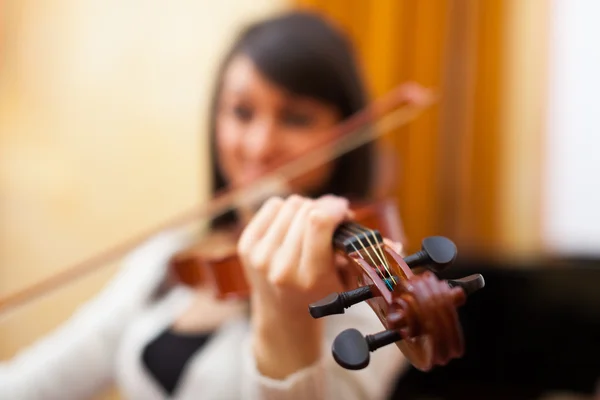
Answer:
[237,194,351,379]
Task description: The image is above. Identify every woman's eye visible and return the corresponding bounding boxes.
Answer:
[281,112,314,127]
[232,105,253,122]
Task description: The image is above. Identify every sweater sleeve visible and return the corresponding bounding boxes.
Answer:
[239,302,408,400]
[0,230,185,400]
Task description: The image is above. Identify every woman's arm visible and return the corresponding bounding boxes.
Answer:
[239,301,407,400]
[236,194,407,399]
[0,230,184,400]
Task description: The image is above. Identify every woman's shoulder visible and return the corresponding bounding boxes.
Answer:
[121,228,194,271]
[121,228,193,277]
[98,228,195,302]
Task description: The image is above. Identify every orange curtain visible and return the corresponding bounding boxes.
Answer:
[295,0,457,253]
[293,0,449,252]
[294,0,549,258]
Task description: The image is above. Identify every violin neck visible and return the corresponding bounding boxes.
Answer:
[333,221,384,255]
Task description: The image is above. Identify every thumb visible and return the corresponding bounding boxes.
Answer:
[383,238,404,256]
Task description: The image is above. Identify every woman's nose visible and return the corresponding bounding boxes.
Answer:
[243,120,279,162]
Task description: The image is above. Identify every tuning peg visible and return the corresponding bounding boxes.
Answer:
[447,274,485,296]
[332,328,403,370]
[403,236,457,272]
[308,286,373,318]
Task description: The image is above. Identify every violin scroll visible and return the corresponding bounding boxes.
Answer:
[307,235,459,319]
[308,229,485,372]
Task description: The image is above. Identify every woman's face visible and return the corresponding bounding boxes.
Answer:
[215,55,340,195]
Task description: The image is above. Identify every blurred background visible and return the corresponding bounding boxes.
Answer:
[0,0,598,399]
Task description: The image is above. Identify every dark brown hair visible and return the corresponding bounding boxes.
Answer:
[208,10,376,227]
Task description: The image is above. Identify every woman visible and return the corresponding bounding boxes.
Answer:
[0,10,414,400]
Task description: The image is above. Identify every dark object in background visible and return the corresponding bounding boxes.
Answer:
[389,258,600,400]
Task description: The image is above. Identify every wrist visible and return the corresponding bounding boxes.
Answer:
[251,301,324,379]
[254,307,322,344]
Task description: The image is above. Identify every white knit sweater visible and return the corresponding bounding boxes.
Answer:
[0,229,407,400]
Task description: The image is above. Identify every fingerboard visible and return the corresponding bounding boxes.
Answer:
[333,221,383,255]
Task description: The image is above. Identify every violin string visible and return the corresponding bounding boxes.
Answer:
[379,238,405,284]
[363,227,399,286]
[343,225,389,271]
[346,238,387,282]
[345,240,393,291]
[348,242,365,260]
[343,225,396,286]
[362,227,397,286]
[352,225,398,288]
[342,228,379,274]
[346,239,394,292]
[340,226,392,284]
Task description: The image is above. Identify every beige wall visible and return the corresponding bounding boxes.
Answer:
[0,0,287,397]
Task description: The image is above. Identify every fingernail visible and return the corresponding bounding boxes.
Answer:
[320,196,349,215]
[319,194,342,202]
[328,196,349,208]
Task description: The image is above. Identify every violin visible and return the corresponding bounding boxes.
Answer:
[0,82,485,372]
[157,82,486,372]
[170,196,484,372]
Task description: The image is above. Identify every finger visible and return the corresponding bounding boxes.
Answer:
[255,195,309,281]
[346,208,356,220]
[313,195,350,226]
[297,196,350,287]
[282,195,349,255]
[334,253,349,268]
[259,195,307,250]
[237,196,284,258]
[383,238,404,255]
[315,195,354,220]
[269,199,317,281]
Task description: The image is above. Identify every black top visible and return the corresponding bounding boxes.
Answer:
[142,328,213,395]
